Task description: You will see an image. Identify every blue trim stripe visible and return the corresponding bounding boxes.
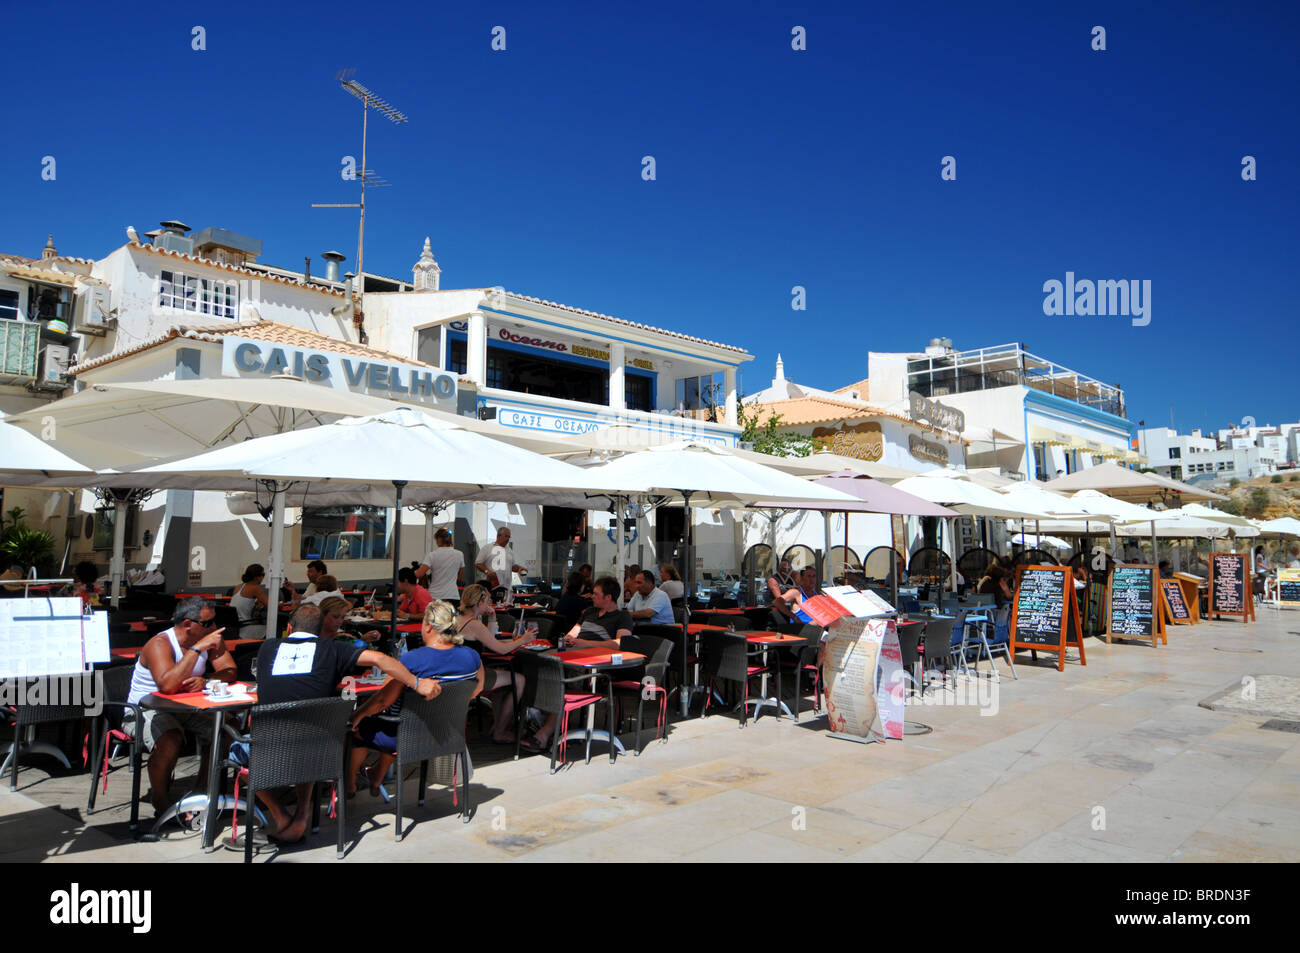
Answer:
[1023,388,1134,435]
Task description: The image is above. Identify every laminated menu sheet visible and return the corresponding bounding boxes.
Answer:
[0,597,89,677]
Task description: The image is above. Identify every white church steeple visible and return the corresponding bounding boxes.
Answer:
[412,237,441,291]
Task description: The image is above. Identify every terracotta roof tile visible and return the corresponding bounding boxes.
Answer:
[74,319,434,374]
[753,396,965,441]
[832,378,870,399]
[129,242,345,298]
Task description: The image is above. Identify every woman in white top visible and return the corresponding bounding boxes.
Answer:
[455,584,529,743]
[658,563,685,600]
[418,528,465,603]
[230,564,269,638]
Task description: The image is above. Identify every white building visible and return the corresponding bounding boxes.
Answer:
[867,338,1136,480]
[3,227,756,592]
[1141,426,1279,483]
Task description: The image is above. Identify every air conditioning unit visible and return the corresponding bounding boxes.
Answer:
[155,232,194,255]
[76,286,116,335]
[37,343,71,389]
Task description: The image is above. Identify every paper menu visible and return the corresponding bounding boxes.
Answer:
[0,597,90,678]
[83,611,111,664]
[822,586,895,618]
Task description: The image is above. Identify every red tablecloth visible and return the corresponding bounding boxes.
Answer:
[150,688,258,709]
[686,623,731,635]
[554,647,645,667]
[747,633,806,644]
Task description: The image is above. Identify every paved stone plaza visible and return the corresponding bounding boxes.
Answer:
[3,610,1299,863]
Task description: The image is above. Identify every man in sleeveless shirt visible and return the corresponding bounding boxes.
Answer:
[126,597,236,814]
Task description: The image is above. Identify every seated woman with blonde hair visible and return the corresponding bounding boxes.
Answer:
[454,584,530,743]
[347,600,481,796]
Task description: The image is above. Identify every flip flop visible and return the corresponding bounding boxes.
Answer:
[519,736,550,753]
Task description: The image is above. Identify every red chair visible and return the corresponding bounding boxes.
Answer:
[514,653,613,772]
[700,630,776,728]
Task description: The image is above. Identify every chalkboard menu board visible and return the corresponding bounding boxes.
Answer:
[1160,579,1191,623]
[1011,566,1086,672]
[1014,567,1067,644]
[1209,552,1253,622]
[1278,568,1300,608]
[1105,565,1164,645]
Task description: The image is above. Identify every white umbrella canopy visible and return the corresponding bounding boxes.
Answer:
[1114,510,1230,539]
[1255,516,1300,537]
[7,377,575,462]
[0,419,94,477]
[1064,488,1162,522]
[1044,461,1226,503]
[132,407,646,638]
[999,481,1093,519]
[1179,502,1260,535]
[133,407,641,503]
[1010,532,1071,550]
[577,442,860,507]
[893,473,1050,519]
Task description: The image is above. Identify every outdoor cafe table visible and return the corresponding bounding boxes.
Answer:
[142,686,259,849]
[142,676,387,849]
[744,633,806,720]
[553,647,645,757]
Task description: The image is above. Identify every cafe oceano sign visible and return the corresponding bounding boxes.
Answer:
[221,337,457,407]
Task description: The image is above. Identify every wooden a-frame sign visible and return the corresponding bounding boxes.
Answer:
[1010,565,1086,673]
[1209,552,1255,623]
[1104,564,1167,647]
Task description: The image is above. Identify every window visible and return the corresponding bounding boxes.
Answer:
[0,289,21,321]
[626,373,653,412]
[1169,447,1181,459]
[416,326,441,366]
[1033,443,1047,481]
[31,286,72,322]
[159,270,239,318]
[299,506,390,560]
[446,338,468,374]
[674,372,723,413]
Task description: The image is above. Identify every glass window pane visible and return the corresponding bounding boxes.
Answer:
[299,505,390,560]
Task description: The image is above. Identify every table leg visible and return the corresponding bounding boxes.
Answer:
[562,672,625,755]
[751,645,795,721]
[201,709,224,851]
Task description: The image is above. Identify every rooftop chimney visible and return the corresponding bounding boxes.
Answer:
[773,353,786,386]
[322,251,346,283]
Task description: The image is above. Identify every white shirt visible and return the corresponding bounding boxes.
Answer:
[477,543,516,583]
[303,589,344,606]
[423,547,465,600]
[628,587,674,624]
[659,579,684,600]
[128,627,207,704]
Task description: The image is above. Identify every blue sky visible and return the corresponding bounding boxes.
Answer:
[4,1,1296,434]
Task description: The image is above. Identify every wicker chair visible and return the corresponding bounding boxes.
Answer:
[234,697,354,863]
[5,694,80,792]
[513,652,612,773]
[388,679,475,840]
[631,622,692,707]
[783,623,824,719]
[700,629,773,728]
[85,664,145,831]
[610,634,673,752]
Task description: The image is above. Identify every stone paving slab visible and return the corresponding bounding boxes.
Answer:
[3,609,1300,862]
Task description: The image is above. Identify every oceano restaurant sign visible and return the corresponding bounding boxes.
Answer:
[220,336,457,407]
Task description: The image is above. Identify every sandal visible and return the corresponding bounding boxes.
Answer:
[519,735,551,753]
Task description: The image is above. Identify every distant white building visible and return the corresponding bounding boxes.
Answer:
[1143,424,1281,482]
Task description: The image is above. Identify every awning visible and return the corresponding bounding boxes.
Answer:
[1028,425,1074,447]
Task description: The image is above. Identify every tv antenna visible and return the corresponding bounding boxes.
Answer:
[312,69,408,338]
